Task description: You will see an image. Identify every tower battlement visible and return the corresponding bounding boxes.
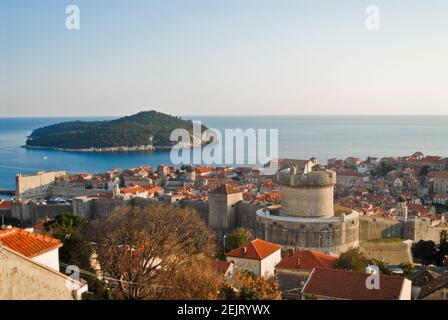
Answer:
[279,168,337,188]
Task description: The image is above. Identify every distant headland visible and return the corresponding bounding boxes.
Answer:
[23,110,206,153]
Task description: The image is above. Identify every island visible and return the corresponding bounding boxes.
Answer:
[24,110,206,152]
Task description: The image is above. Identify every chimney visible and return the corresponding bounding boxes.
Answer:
[297,258,301,267]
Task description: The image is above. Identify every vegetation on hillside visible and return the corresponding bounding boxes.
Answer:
[26,110,206,149]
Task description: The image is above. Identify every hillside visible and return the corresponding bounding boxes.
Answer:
[25,111,205,151]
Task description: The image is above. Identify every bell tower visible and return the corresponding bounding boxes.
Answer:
[396,195,408,221]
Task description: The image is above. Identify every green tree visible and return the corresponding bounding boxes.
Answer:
[226,228,254,252]
[335,248,369,272]
[45,213,90,268]
[412,240,437,265]
[373,162,394,177]
[419,165,430,177]
[399,262,415,278]
[371,259,392,275]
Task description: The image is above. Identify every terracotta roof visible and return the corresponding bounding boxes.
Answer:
[120,185,146,194]
[143,185,162,194]
[275,250,337,270]
[210,184,241,195]
[212,261,233,275]
[226,239,281,260]
[337,170,368,177]
[0,227,62,258]
[0,200,12,209]
[195,166,213,174]
[430,171,448,179]
[98,192,114,199]
[302,268,407,300]
[407,204,433,214]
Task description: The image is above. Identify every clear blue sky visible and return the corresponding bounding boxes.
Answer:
[1,0,448,116]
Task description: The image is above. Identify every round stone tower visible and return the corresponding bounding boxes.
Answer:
[280,169,336,218]
[256,167,359,255]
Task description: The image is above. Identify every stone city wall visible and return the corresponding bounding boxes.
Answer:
[256,213,359,255]
[12,202,72,225]
[16,171,66,199]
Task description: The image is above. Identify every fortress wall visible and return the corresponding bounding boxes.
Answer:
[72,198,94,219]
[359,241,413,265]
[236,202,265,233]
[359,217,404,241]
[90,198,127,219]
[256,214,359,255]
[12,202,72,225]
[413,218,448,243]
[49,186,107,198]
[208,193,229,230]
[16,171,66,199]
[281,185,334,217]
[359,217,448,244]
[179,199,209,222]
[208,193,242,230]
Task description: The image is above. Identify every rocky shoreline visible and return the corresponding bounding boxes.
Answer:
[22,136,210,153]
[22,144,160,153]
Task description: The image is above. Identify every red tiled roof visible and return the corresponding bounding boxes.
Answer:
[0,227,62,258]
[275,250,337,270]
[143,185,162,194]
[407,204,432,214]
[0,200,12,209]
[225,239,281,260]
[337,170,368,177]
[302,268,406,300]
[429,171,448,180]
[195,166,213,174]
[212,261,233,275]
[120,185,146,194]
[98,192,114,199]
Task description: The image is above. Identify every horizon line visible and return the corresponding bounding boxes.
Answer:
[2,114,448,119]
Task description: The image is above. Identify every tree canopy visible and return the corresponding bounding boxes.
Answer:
[87,204,216,299]
[226,228,254,252]
[26,110,206,149]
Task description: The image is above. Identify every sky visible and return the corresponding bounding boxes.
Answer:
[1,0,448,117]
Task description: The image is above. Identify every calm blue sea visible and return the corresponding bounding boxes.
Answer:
[1,116,448,195]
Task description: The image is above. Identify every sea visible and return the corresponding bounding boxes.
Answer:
[1,116,448,198]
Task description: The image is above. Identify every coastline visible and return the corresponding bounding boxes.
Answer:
[22,144,159,153]
[21,136,212,153]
